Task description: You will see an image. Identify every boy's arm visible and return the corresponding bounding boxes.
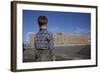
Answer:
[34,37,38,60]
[47,33,55,60]
[34,37,37,49]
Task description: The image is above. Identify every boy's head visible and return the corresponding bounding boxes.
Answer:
[38,16,48,29]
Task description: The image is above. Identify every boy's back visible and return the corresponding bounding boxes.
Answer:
[34,16,55,61]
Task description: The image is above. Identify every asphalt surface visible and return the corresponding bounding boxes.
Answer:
[23,45,91,62]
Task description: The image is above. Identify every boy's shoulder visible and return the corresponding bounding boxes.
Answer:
[35,31,53,37]
[47,31,51,34]
[47,32,53,38]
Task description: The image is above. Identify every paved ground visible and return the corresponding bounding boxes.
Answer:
[23,45,91,62]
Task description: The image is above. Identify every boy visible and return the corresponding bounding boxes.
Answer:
[34,16,55,61]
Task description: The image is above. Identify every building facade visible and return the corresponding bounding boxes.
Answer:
[28,32,90,48]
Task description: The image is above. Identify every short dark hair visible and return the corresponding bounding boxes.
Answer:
[38,16,48,27]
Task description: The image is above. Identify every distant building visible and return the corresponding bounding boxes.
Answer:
[53,33,90,47]
[28,32,35,48]
[27,32,90,48]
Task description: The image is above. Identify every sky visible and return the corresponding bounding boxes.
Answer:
[23,10,91,43]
